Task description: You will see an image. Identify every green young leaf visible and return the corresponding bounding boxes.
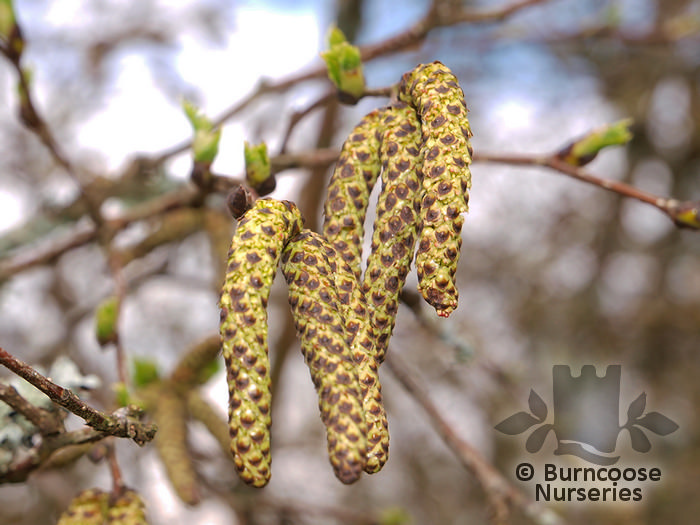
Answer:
[95,296,119,346]
[561,118,634,166]
[244,141,271,187]
[326,25,347,47]
[182,99,221,164]
[320,27,365,100]
[132,358,160,388]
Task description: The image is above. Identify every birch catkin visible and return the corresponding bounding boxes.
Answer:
[399,61,473,317]
[281,230,367,483]
[364,102,424,361]
[323,108,385,279]
[332,246,388,474]
[219,199,304,487]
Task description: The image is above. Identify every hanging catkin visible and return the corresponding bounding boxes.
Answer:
[323,108,385,279]
[219,199,304,487]
[364,102,424,360]
[281,230,368,483]
[399,61,473,317]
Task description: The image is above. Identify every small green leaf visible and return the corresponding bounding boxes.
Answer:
[320,26,365,100]
[95,296,119,346]
[326,25,347,47]
[558,119,633,166]
[132,358,160,388]
[244,141,271,187]
[182,99,221,164]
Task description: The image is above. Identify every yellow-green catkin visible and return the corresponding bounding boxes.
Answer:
[281,230,367,483]
[323,108,386,279]
[332,249,388,474]
[150,385,200,505]
[399,61,472,317]
[106,489,149,525]
[364,102,424,361]
[219,199,304,487]
[57,489,108,525]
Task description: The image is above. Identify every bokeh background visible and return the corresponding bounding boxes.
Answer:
[1,0,699,523]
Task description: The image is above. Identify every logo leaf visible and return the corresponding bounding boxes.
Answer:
[528,389,547,422]
[627,426,651,453]
[635,412,679,436]
[525,424,553,453]
[495,412,539,435]
[627,392,646,421]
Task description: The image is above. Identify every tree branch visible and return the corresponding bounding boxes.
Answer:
[0,347,156,445]
[385,351,563,525]
[0,383,63,435]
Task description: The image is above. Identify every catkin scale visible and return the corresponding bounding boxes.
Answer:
[323,108,385,279]
[57,489,108,525]
[281,230,367,484]
[399,61,473,317]
[219,199,304,487]
[107,490,149,525]
[364,102,424,362]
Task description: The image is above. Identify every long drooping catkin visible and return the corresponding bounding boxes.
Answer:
[219,199,304,487]
[364,102,424,361]
[281,230,367,483]
[323,108,385,279]
[399,61,473,317]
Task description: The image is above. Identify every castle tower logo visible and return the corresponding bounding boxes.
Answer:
[495,365,678,465]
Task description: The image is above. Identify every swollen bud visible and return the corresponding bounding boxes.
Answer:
[244,141,275,194]
[557,118,633,166]
[320,26,365,102]
[182,99,221,164]
[95,296,119,346]
[670,200,700,230]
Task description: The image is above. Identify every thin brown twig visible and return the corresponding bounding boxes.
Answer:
[0,347,156,445]
[106,253,129,386]
[135,0,552,168]
[0,426,108,483]
[474,152,699,228]
[0,383,63,435]
[279,90,336,154]
[0,185,202,281]
[107,442,126,496]
[385,351,563,525]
